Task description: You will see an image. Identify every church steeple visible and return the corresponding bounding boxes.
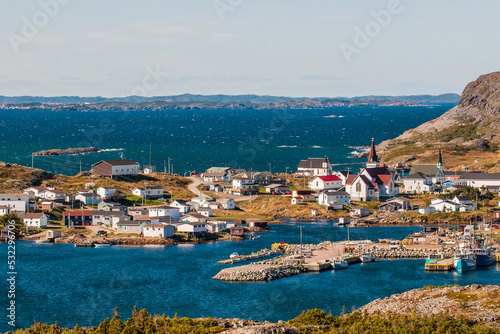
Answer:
[437,147,443,168]
[366,138,380,168]
[436,147,444,183]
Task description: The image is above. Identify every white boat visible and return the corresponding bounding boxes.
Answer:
[229,252,240,258]
[332,258,348,270]
[454,251,476,272]
[361,253,375,263]
[35,239,52,244]
[94,243,112,247]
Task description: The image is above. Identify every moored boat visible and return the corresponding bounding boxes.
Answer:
[35,238,52,244]
[332,258,348,270]
[471,248,496,266]
[453,251,476,272]
[94,243,112,247]
[361,252,375,263]
[425,252,445,264]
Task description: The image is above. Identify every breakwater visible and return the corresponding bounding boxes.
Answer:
[213,263,306,281]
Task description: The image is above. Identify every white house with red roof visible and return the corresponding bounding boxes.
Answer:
[308,175,342,191]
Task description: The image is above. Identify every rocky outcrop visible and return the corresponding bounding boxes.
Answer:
[213,264,306,282]
[359,284,500,329]
[222,324,298,334]
[33,147,99,156]
[378,72,500,169]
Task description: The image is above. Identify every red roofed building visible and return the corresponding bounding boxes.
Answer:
[63,210,93,226]
[308,175,342,191]
[345,139,399,201]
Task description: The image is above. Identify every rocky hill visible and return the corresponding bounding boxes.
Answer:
[359,284,500,329]
[379,72,500,171]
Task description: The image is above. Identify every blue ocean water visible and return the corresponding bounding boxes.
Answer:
[0,105,453,175]
[1,222,499,331]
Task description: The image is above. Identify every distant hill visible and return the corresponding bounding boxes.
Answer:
[0,93,460,106]
[379,71,500,171]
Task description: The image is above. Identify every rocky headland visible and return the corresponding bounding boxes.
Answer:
[33,147,99,156]
[378,71,500,171]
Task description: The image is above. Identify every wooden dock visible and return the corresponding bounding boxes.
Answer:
[218,251,281,264]
[425,258,454,271]
[303,262,332,272]
[496,254,500,263]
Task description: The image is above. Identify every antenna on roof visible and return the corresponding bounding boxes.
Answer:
[120,152,124,160]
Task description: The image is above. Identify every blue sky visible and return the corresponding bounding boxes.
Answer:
[1,0,499,97]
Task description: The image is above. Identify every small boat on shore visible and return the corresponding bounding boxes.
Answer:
[361,253,375,263]
[425,252,446,264]
[453,251,476,272]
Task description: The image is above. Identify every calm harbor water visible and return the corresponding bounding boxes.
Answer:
[0,105,453,175]
[1,222,499,331]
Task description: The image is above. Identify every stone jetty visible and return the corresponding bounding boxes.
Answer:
[213,263,306,282]
[371,248,453,259]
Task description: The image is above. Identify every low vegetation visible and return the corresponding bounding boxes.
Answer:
[11,307,498,334]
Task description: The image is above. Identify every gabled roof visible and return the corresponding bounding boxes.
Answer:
[458,173,500,181]
[455,196,472,201]
[367,138,379,163]
[24,212,45,219]
[93,159,139,167]
[406,172,428,180]
[322,190,349,196]
[297,157,331,169]
[377,174,393,185]
[346,174,358,185]
[317,175,341,182]
[0,194,28,199]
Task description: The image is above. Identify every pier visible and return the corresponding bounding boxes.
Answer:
[424,258,454,271]
[217,250,281,264]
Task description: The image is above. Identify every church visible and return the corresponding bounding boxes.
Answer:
[345,139,400,201]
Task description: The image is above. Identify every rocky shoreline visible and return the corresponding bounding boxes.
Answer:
[33,147,99,156]
[213,263,306,282]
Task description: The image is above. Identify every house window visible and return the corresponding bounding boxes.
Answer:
[356,183,361,192]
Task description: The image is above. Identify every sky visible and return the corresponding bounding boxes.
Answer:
[1,0,500,98]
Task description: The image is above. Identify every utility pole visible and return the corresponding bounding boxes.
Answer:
[300,225,303,264]
[149,143,152,169]
[268,163,272,174]
[80,161,82,174]
[285,167,289,185]
[31,154,34,169]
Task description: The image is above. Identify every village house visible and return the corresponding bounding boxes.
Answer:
[309,175,342,191]
[206,221,227,233]
[218,198,236,210]
[296,157,333,176]
[42,189,67,201]
[148,206,180,220]
[403,172,435,194]
[170,199,194,214]
[96,186,116,199]
[378,197,412,212]
[452,196,476,211]
[292,190,315,202]
[250,171,275,186]
[97,200,126,212]
[203,167,232,183]
[230,177,260,195]
[93,159,140,178]
[291,196,304,205]
[430,198,459,213]
[92,210,130,227]
[350,207,370,217]
[0,194,28,214]
[127,206,149,217]
[418,207,436,215]
[265,184,290,194]
[143,224,175,238]
[196,207,212,217]
[181,213,209,224]
[457,173,500,189]
[23,186,46,199]
[132,186,164,198]
[248,220,268,229]
[317,190,350,206]
[116,221,147,234]
[23,212,48,228]
[75,193,101,205]
[177,222,207,236]
[63,210,93,226]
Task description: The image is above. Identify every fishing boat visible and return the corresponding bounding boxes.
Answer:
[453,251,476,272]
[471,248,496,266]
[230,252,240,259]
[332,258,348,270]
[361,252,375,263]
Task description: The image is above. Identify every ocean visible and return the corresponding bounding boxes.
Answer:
[2,222,499,331]
[0,105,454,175]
